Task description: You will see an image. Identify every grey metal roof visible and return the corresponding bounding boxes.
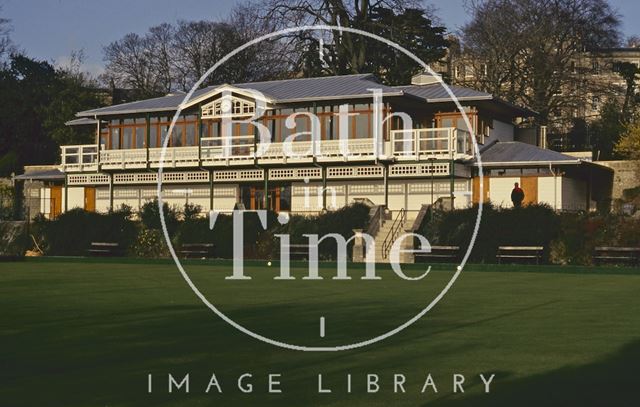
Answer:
[14,169,65,181]
[65,117,99,126]
[76,73,536,118]
[397,84,536,116]
[77,74,402,117]
[478,142,579,165]
[234,73,401,101]
[396,84,493,102]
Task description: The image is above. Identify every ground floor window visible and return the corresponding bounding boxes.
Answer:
[240,184,291,212]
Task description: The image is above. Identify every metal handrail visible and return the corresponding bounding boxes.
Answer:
[366,205,385,238]
[409,204,431,232]
[382,208,406,259]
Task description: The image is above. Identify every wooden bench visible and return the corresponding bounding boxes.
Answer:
[179,243,215,259]
[283,244,311,260]
[593,247,640,266]
[496,246,544,264]
[88,242,123,257]
[415,246,460,263]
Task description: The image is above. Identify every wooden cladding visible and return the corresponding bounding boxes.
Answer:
[102,103,391,150]
[84,187,96,212]
[520,176,538,205]
[472,176,490,204]
[49,186,62,218]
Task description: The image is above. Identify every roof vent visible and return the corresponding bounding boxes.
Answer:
[166,90,186,97]
[411,71,442,86]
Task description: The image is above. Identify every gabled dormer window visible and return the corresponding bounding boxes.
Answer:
[201,96,255,119]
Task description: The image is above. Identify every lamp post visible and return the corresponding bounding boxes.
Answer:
[429,157,436,218]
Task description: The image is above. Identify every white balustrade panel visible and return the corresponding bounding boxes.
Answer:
[60,128,468,171]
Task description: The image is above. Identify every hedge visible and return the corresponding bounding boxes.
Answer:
[421,203,640,265]
[29,202,638,265]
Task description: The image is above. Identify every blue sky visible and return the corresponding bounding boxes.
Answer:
[2,0,639,76]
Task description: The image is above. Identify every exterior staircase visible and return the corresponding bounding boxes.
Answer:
[352,205,423,264]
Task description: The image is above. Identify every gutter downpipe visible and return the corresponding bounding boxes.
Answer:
[146,113,151,171]
[311,101,327,212]
[549,163,557,211]
[95,114,101,172]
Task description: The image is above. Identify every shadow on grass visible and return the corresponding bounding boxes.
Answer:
[430,339,640,407]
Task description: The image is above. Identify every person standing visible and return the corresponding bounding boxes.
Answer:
[511,182,525,207]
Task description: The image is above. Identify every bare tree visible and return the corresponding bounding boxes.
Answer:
[256,0,447,83]
[261,0,417,74]
[173,20,221,89]
[148,23,176,94]
[225,3,293,82]
[461,0,621,127]
[0,8,16,67]
[102,7,292,94]
[626,35,640,48]
[103,33,167,98]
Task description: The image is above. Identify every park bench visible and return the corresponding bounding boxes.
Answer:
[283,244,311,260]
[179,243,215,259]
[415,245,460,263]
[496,246,544,264]
[593,247,640,266]
[88,242,123,257]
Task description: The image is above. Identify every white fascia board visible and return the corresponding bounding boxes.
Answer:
[275,91,405,103]
[425,96,494,103]
[473,160,581,167]
[181,84,274,109]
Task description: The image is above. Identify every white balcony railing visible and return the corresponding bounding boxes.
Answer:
[390,127,472,160]
[60,144,99,171]
[60,128,473,171]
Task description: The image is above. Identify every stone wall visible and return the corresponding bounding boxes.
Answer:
[597,161,640,200]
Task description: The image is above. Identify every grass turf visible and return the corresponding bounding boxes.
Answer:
[0,258,639,406]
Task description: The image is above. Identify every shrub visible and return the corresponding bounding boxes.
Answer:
[31,208,137,256]
[130,228,170,258]
[422,203,560,263]
[266,203,371,260]
[174,210,278,259]
[0,221,28,256]
[616,216,640,246]
[139,198,179,236]
[0,184,15,220]
[549,213,595,265]
[183,202,202,221]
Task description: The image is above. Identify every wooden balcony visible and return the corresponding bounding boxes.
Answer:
[60,128,473,172]
[390,128,472,160]
[60,144,99,172]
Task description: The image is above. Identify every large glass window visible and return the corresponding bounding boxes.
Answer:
[149,126,158,148]
[171,125,184,147]
[185,122,196,146]
[135,126,145,148]
[110,128,120,149]
[160,125,170,146]
[236,122,251,136]
[332,113,340,140]
[122,127,133,149]
[281,118,293,141]
[99,127,108,148]
[354,113,369,139]
[107,117,147,149]
[210,121,220,138]
[293,116,309,141]
[263,119,276,141]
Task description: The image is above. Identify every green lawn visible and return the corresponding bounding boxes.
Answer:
[1,258,639,406]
